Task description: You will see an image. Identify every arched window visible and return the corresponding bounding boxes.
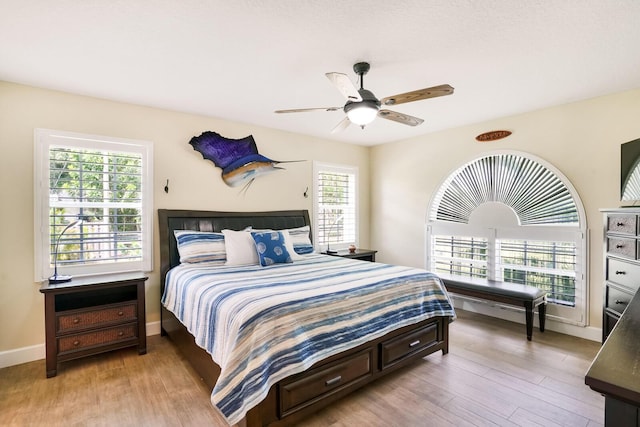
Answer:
[426,151,587,326]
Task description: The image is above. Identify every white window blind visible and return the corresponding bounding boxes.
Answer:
[314,163,357,251]
[426,151,587,325]
[34,129,153,281]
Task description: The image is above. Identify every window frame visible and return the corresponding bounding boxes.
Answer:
[312,161,359,252]
[34,128,154,282]
[426,150,588,326]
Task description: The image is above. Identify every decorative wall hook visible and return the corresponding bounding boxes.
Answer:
[164,179,169,193]
[303,186,309,198]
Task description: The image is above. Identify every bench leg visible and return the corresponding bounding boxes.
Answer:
[524,302,534,341]
[538,303,546,332]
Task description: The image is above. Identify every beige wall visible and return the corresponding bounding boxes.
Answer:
[370,88,640,329]
[0,81,370,354]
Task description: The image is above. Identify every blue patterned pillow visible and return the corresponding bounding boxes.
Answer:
[174,230,226,264]
[250,231,292,266]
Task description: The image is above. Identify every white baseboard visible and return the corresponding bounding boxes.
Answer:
[452,297,602,342]
[0,320,161,370]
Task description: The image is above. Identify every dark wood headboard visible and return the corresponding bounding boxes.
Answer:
[158,209,311,293]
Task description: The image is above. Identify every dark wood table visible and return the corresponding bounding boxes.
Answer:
[585,288,640,426]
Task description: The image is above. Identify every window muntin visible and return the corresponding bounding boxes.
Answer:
[433,235,488,279]
[313,162,358,251]
[427,151,587,325]
[35,129,153,281]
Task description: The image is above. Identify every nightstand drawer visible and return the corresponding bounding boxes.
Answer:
[57,301,137,333]
[58,324,137,354]
[607,237,637,259]
[607,214,637,235]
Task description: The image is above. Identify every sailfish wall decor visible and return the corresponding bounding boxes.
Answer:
[189,131,302,192]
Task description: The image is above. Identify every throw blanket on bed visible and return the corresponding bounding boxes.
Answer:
[162,254,455,425]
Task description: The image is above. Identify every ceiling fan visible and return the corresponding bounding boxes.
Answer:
[275,62,454,133]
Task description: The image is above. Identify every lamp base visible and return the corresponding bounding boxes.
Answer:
[324,250,338,255]
[49,275,73,284]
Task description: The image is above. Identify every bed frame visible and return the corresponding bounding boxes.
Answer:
[158,209,451,427]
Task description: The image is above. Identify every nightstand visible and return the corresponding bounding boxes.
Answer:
[323,248,377,262]
[39,272,148,378]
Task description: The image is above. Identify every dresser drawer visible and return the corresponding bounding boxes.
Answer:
[607,214,637,235]
[57,301,137,333]
[606,285,634,316]
[607,237,638,259]
[607,258,640,292]
[380,323,438,369]
[279,350,372,416]
[58,324,137,354]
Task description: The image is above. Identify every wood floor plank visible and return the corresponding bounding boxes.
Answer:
[0,309,604,426]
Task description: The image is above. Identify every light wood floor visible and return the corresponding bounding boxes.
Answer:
[0,310,603,426]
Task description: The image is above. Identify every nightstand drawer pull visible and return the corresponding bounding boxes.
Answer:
[325,375,342,387]
[615,270,626,275]
[73,340,79,346]
[73,318,80,324]
[616,244,625,249]
[118,311,124,316]
[617,222,625,226]
[615,300,628,305]
[409,340,421,348]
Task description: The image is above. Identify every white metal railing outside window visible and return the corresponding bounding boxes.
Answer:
[34,129,153,281]
[313,162,358,251]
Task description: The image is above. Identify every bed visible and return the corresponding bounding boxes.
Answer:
[158,209,454,427]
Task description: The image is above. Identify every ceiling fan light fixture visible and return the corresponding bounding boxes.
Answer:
[345,103,378,126]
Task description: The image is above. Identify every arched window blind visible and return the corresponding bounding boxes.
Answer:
[430,154,579,225]
[427,151,587,326]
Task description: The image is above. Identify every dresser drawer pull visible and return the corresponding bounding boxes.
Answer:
[73,340,80,346]
[615,300,628,305]
[73,318,80,324]
[615,270,626,275]
[118,331,124,337]
[325,375,342,387]
[118,311,124,316]
[409,340,421,348]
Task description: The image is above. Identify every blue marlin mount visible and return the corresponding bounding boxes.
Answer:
[189,131,303,192]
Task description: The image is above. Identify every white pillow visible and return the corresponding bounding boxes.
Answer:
[222,229,259,266]
[280,230,306,261]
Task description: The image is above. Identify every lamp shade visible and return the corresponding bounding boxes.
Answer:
[346,104,378,126]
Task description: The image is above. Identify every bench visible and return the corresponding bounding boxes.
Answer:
[439,275,547,341]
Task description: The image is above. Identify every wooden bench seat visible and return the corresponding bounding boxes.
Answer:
[439,275,547,341]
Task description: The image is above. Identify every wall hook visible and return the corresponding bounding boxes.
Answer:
[164,179,169,193]
[303,186,308,198]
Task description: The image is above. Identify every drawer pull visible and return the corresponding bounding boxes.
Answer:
[73,340,80,346]
[325,375,342,387]
[118,311,124,316]
[73,318,80,324]
[118,331,124,337]
[615,300,628,305]
[617,222,625,227]
[409,340,421,348]
[615,244,625,249]
[615,270,626,275]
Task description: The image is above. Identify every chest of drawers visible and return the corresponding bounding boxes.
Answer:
[39,273,148,377]
[602,209,640,342]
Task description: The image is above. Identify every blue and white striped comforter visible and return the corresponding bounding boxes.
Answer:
[162,254,455,425]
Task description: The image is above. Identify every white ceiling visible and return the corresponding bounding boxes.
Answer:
[2,1,640,146]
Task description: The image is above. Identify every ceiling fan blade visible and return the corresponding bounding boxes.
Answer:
[325,72,362,102]
[381,84,454,106]
[275,106,342,113]
[331,116,351,133]
[378,109,424,127]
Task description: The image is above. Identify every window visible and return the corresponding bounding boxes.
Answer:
[426,152,587,325]
[34,129,153,281]
[313,162,358,252]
